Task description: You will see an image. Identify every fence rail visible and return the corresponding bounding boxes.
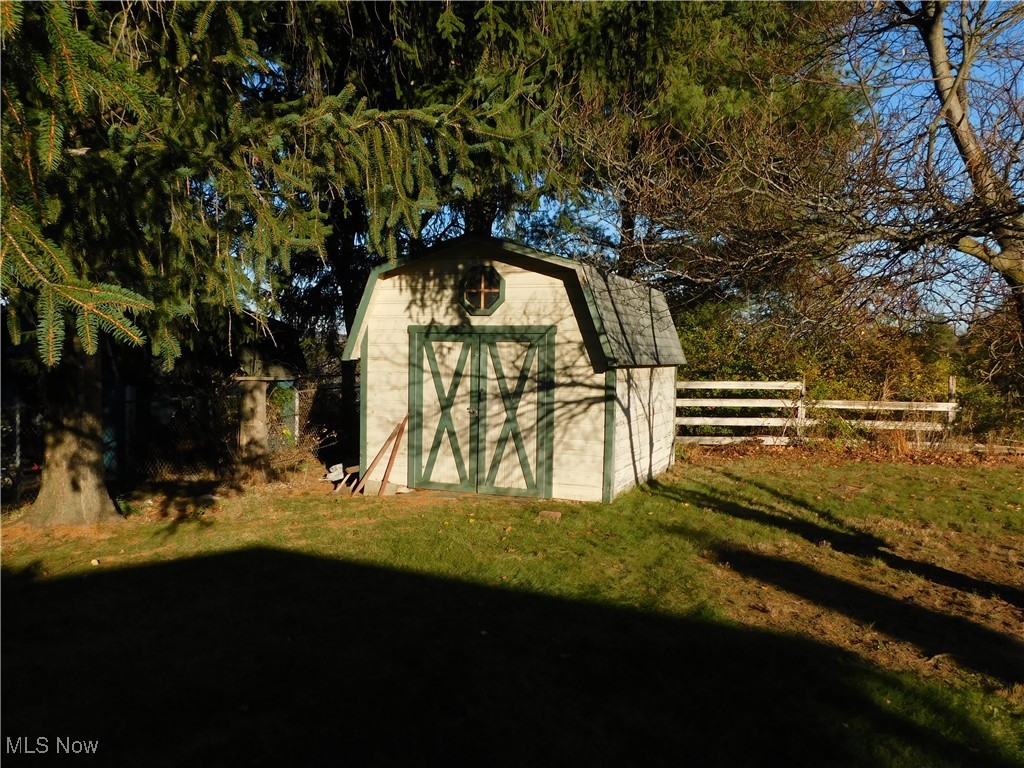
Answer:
[676,380,958,445]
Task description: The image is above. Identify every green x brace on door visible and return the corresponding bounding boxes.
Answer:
[408,326,555,497]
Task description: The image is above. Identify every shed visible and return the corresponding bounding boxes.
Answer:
[342,236,685,502]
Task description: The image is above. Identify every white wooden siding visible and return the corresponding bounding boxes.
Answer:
[360,257,606,501]
[613,366,676,497]
[362,329,413,490]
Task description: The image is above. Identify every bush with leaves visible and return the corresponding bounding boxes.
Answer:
[676,300,956,402]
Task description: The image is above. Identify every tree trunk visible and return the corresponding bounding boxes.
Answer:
[334,197,373,464]
[25,337,122,527]
[618,203,639,278]
[916,2,1024,330]
[464,198,498,237]
[238,380,269,471]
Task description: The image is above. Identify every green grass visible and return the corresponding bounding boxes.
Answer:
[3,455,1023,767]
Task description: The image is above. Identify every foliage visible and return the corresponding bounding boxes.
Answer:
[525,1,861,289]
[1,1,537,368]
[955,302,1024,439]
[954,385,1024,442]
[677,299,956,401]
[273,1,557,341]
[0,1,162,365]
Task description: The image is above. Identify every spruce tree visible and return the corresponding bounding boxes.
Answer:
[1,1,536,524]
[268,2,556,440]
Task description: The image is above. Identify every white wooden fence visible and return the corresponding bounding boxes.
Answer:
[676,380,958,446]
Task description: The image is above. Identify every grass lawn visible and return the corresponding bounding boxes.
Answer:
[2,449,1022,766]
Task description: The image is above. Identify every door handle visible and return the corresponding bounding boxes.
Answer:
[467,407,479,416]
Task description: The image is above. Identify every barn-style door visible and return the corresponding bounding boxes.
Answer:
[408,326,554,497]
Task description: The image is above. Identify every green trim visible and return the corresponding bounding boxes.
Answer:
[472,335,485,493]
[421,340,472,486]
[342,262,395,361]
[407,329,422,488]
[538,327,555,499]
[407,325,556,498]
[359,332,368,477]
[602,368,617,504]
[483,341,537,489]
[475,327,555,498]
[408,324,554,336]
[407,330,476,492]
[577,275,616,368]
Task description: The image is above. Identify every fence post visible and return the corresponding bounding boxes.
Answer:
[797,380,806,438]
[14,401,22,475]
[947,376,958,432]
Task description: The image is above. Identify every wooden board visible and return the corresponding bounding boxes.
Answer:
[677,381,804,391]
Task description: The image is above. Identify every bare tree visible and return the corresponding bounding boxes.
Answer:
[659,1,1024,375]
[510,1,1021,389]
[835,2,1024,329]
[530,2,860,303]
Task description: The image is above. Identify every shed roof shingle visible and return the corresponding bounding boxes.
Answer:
[580,265,686,367]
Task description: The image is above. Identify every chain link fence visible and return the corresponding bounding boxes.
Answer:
[1,378,356,499]
[264,381,350,472]
[136,379,353,481]
[135,389,240,482]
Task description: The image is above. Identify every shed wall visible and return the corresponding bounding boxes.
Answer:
[612,366,677,497]
[360,256,607,502]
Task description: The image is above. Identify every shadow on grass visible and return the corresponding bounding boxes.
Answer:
[121,479,224,522]
[653,473,1024,611]
[646,479,1024,686]
[117,465,296,534]
[720,471,1024,611]
[2,549,1018,767]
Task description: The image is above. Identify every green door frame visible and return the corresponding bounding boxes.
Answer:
[408,325,555,497]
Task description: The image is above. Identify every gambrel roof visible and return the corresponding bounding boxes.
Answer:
[578,264,685,368]
[342,236,685,369]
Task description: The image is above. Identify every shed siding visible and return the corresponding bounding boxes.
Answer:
[360,257,605,501]
[361,330,412,489]
[612,366,677,497]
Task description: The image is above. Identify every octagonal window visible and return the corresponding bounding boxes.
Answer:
[459,265,504,315]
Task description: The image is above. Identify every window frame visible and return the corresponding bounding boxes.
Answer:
[458,264,505,316]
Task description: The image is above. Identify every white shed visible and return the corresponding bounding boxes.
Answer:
[342,236,685,502]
